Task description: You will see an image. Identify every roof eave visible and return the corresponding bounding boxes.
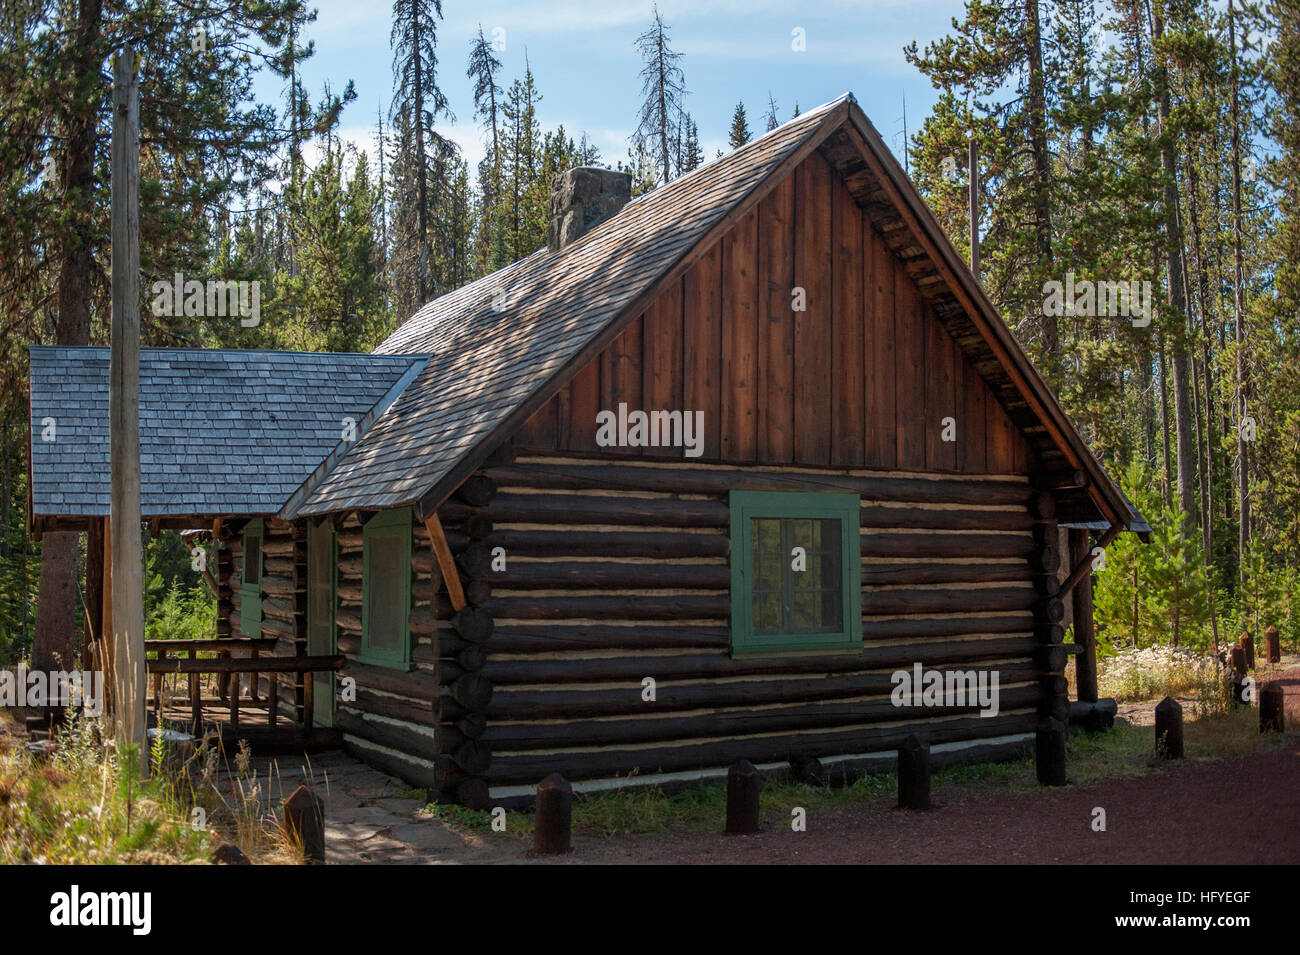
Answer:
[841,104,1130,528]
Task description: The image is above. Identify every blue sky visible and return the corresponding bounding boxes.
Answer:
[279,0,969,172]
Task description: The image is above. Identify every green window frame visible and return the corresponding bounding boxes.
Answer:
[239,518,264,639]
[729,490,862,656]
[359,507,413,670]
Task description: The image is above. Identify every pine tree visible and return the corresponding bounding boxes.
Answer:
[390,0,453,308]
[680,114,704,173]
[763,92,779,131]
[0,0,337,671]
[728,101,751,149]
[467,24,504,214]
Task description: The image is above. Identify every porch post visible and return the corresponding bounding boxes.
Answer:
[1069,527,1099,703]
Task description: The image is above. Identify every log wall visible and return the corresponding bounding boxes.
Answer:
[228,519,305,716]
[331,512,446,791]
[424,453,1054,798]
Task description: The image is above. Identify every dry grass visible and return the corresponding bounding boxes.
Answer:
[0,708,302,864]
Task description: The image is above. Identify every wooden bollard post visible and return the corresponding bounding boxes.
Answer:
[1035,717,1066,786]
[283,785,325,863]
[1154,696,1184,759]
[533,774,573,855]
[1260,683,1285,734]
[725,759,761,834]
[1241,632,1255,670]
[1230,646,1248,705]
[1265,626,1281,664]
[898,734,931,810]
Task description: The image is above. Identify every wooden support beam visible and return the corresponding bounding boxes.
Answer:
[1069,528,1099,703]
[425,512,466,613]
[1061,523,1120,597]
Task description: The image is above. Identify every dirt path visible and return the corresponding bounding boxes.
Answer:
[567,663,1300,865]
[568,746,1299,865]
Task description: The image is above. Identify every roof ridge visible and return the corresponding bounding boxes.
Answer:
[374,95,855,359]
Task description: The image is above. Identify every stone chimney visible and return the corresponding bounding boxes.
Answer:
[547,166,632,252]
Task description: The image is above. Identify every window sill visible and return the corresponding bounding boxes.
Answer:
[730,638,863,659]
[355,652,414,672]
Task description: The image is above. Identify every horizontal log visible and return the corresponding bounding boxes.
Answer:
[484,684,1041,750]
[486,461,1032,506]
[486,661,1041,721]
[490,560,729,591]
[860,505,1032,532]
[261,596,297,624]
[464,578,492,606]
[341,736,444,791]
[457,542,492,577]
[259,538,296,558]
[449,673,493,710]
[454,474,497,507]
[1033,645,1066,672]
[437,513,493,540]
[465,492,729,528]
[860,532,1034,560]
[1036,597,1065,624]
[489,625,730,654]
[467,615,1034,654]
[257,616,296,640]
[451,607,494,643]
[146,654,342,675]
[444,488,1024,535]
[351,688,438,727]
[458,593,729,622]
[409,607,437,638]
[260,575,296,599]
[863,613,1033,641]
[1030,546,1061,574]
[450,740,492,774]
[337,633,436,666]
[483,712,1039,784]
[862,585,1035,616]
[456,712,487,740]
[337,607,361,635]
[343,658,438,700]
[483,635,1036,685]
[463,586,1033,622]
[263,557,295,577]
[1036,470,1087,492]
[336,708,442,761]
[475,529,728,560]
[1032,574,1061,597]
[453,643,487,671]
[860,562,1028,586]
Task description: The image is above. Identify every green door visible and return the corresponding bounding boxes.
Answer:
[306,522,336,727]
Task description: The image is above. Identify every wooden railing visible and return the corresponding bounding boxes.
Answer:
[145,638,343,733]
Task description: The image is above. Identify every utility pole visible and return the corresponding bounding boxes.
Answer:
[110,46,146,773]
[968,135,980,282]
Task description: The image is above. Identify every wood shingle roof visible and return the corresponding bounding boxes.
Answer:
[28,347,425,519]
[293,96,853,517]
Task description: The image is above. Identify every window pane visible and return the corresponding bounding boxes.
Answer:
[752,589,781,632]
[751,516,844,635]
[244,535,260,586]
[366,536,405,654]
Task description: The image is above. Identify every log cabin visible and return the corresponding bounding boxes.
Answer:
[28,94,1148,807]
